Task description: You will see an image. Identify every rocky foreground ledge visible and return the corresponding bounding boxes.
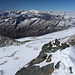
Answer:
[0,10,75,38]
[15,39,70,75]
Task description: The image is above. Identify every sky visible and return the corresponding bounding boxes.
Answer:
[0,0,75,11]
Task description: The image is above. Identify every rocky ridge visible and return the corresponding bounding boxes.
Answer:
[15,39,70,75]
[0,10,75,38]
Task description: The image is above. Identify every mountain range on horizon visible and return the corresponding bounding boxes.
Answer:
[0,10,75,39]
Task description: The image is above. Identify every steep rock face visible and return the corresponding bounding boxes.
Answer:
[0,10,75,38]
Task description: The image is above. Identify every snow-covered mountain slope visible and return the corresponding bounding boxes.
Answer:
[0,10,75,38]
[0,27,75,75]
[51,46,75,75]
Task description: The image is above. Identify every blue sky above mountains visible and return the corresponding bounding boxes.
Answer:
[0,0,75,11]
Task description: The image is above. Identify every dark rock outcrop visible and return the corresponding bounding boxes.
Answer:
[0,35,23,47]
[55,61,61,69]
[41,39,70,53]
[67,34,75,46]
[46,55,52,62]
[15,63,54,75]
[69,67,73,74]
[26,53,47,66]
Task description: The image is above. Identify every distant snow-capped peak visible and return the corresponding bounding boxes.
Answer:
[28,9,39,13]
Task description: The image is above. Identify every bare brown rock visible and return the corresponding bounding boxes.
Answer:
[45,69,54,74]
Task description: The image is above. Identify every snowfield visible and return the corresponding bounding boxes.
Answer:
[0,27,75,75]
[0,44,41,75]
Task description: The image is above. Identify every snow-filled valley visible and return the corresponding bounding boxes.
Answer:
[0,27,75,75]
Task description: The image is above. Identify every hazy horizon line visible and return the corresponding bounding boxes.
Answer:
[1,9,75,12]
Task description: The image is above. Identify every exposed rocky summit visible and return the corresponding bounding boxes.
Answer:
[15,39,70,75]
[0,10,75,38]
